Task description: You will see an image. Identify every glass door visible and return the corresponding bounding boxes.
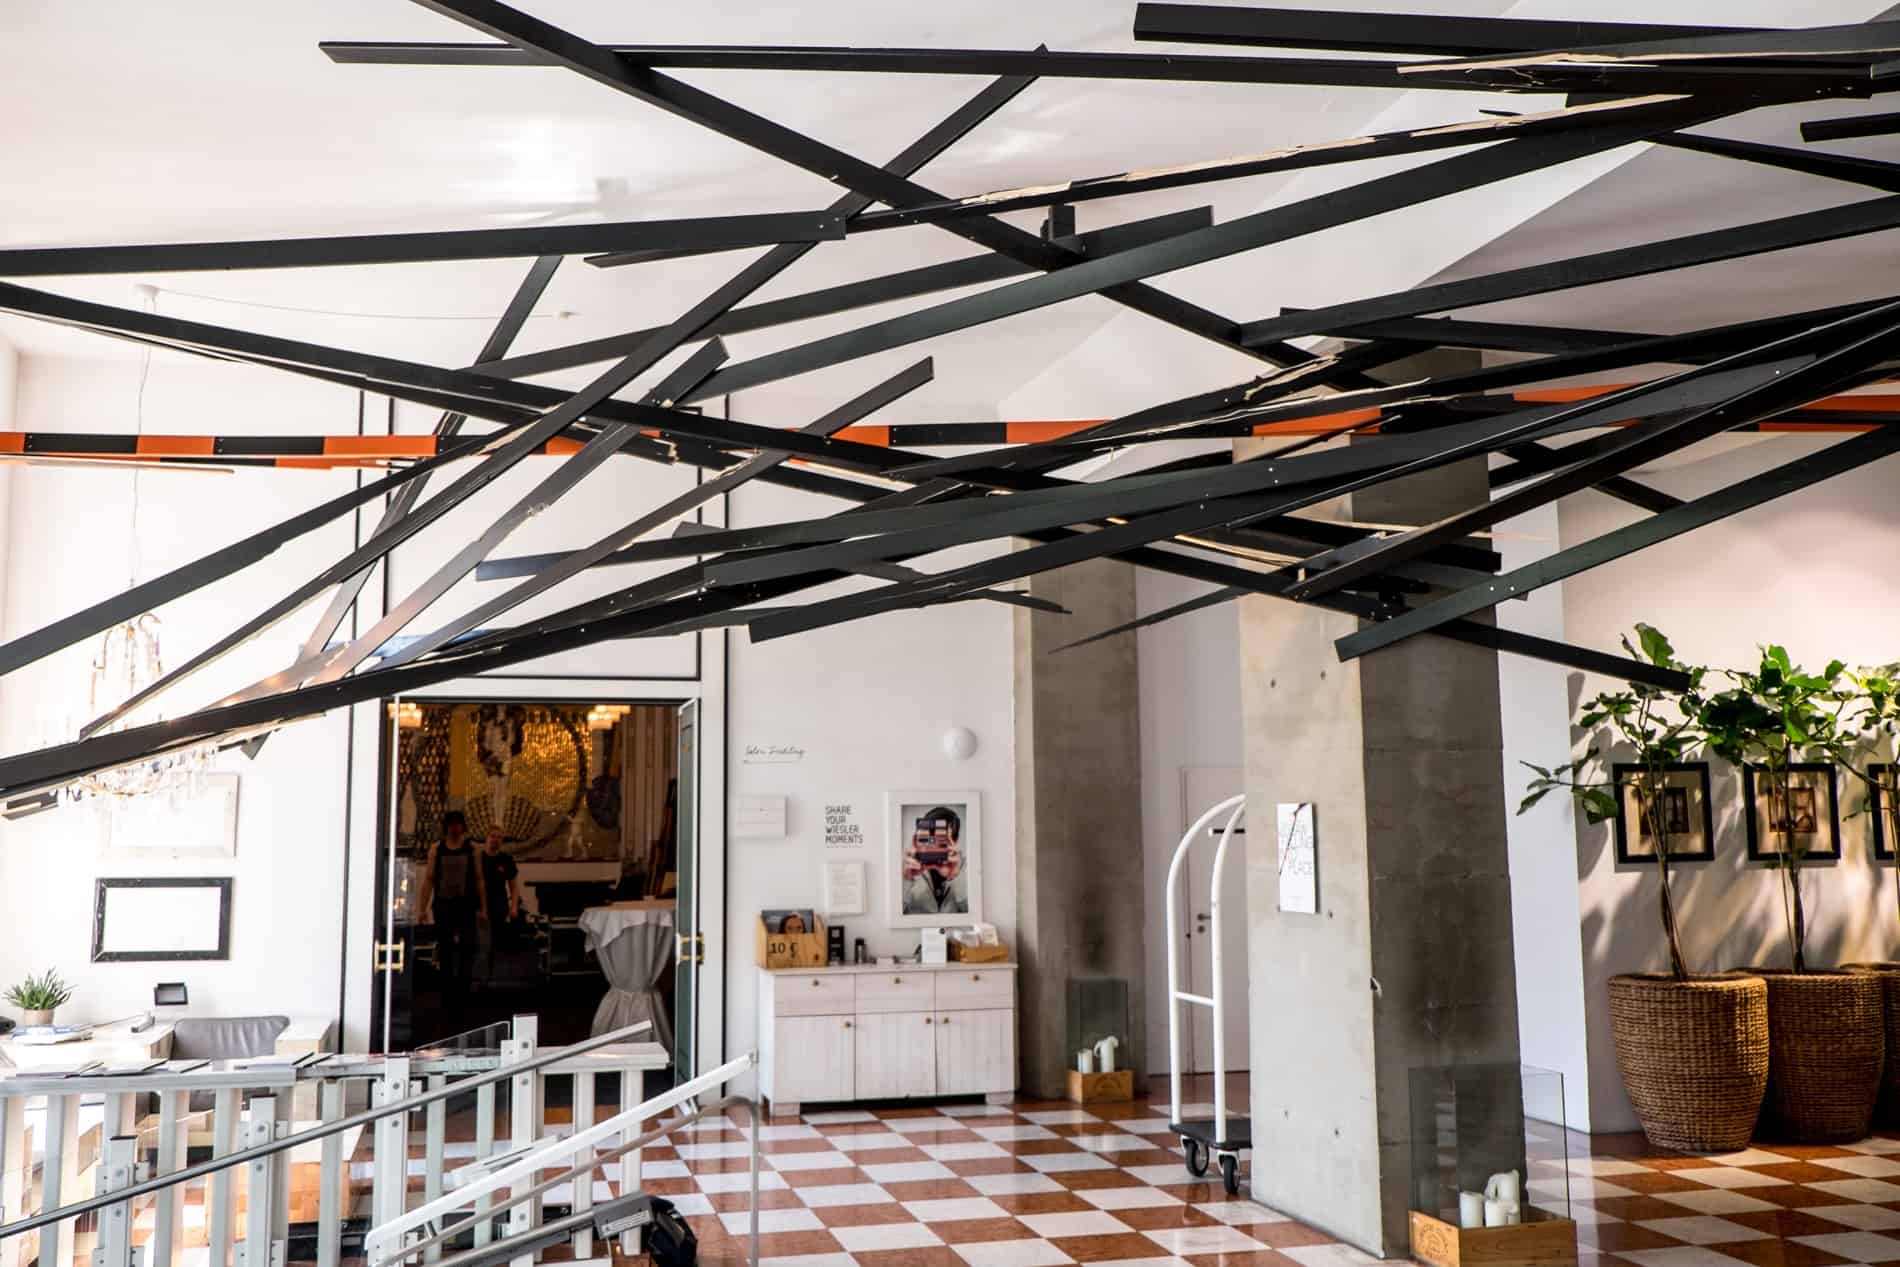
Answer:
[672,699,701,1078]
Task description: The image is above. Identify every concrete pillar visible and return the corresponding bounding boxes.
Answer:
[1238,442,1522,1256]
[1013,556,1146,1098]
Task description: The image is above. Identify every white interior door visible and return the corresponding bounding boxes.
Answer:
[1180,767,1249,1075]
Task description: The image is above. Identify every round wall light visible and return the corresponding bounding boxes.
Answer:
[942,726,978,760]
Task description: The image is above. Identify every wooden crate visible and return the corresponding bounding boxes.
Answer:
[1067,1068,1133,1104]
[948,942,1010,964]
[1409,1208,1577,1267]
[757,914,828,968]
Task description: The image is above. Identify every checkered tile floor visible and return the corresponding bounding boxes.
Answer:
[637,1087,1365,1267]
[1542,1130,1900,1267]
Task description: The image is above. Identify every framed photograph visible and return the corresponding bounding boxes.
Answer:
[887,790,981,928]
[92,877,233,962]
[1744,763,1842,862]
[1872,764,1898,862]
[1612,763,1715,865]
[100,772,239,860]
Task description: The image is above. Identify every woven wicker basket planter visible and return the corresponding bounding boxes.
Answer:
[1607,972,1768,1153]
[1844,964,1900,1128]
[1753,969,1885,1144]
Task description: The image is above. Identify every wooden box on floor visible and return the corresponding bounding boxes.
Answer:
[1409,1209,1578,1267]
[1067,1068,1133,1103]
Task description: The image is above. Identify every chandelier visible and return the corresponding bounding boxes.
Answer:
[64,614,215,805]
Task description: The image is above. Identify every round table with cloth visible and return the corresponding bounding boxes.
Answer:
[578,901,676,1055]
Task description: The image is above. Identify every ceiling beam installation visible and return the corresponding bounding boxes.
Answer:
[3,1,1900,798]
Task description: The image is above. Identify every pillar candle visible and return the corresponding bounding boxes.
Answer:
[1458,1191,1485,1229]
[1484,1198,1507,1228]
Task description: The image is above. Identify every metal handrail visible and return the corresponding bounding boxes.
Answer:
[0,1019,653,1241]
[387,1093,758,1267]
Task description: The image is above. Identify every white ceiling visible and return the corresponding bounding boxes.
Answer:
[3,1,1899,421]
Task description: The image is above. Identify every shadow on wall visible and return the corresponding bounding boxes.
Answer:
[1566,670,1895,986]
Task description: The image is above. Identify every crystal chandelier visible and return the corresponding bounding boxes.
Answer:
[65,614,216,805]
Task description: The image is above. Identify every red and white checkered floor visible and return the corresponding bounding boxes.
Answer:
[637,1087,1336,1267]
[1537,1130,1900,1267]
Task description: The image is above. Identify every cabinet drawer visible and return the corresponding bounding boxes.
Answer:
[773,972,855,1016]
[936,968,1014,1011]
[855,972,936,1015]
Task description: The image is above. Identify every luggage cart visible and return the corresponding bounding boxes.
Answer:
[1165,793,1252,1195]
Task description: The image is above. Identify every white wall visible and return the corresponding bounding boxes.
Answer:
[1509,437,1900,1132]
[719,472,1018,1093]
[1495,502,1594,1129]
[0,354,723,1048]
[1136,564,1244,1074]
[0,355,362,1024]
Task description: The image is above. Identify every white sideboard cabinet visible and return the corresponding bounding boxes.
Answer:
[757,962,1017,1116]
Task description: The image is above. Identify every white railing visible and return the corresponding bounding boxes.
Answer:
[0,1017,688,1267]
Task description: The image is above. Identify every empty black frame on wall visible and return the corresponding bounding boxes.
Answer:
[91,876,233,963]
[1743,762,1843,863]
[1611,762,1716,867]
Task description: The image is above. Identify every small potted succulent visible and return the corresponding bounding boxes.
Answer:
[1697,646,1883,1144]
[6,968,74,1027]
[1520,626,1768,1152]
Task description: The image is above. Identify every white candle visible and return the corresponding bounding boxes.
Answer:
[1459,1191,1485,1229]
[1484,1198,1507,1228]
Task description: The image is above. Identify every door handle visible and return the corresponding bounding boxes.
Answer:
[375,941,406,973]
[677,932,706,965]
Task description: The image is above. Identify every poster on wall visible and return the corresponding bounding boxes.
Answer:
[824,803,864,849]
[1276,802,1318,915]
[887,790,982,928]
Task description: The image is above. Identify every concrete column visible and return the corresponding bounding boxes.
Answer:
[1013,556,1146,1098]
[1239,443,1522,1256]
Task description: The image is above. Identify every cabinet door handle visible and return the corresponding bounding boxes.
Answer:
[893,976,902,984]
[924,1017,933,1025]
[941,1016,952,1025]
[843,1020,852,1029]
[811,979,821,987]
[971,974,980,982]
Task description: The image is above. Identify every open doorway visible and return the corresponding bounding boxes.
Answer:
[370,698,685,1055]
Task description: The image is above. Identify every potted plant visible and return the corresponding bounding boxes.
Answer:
[5,968,73,1027]
[1698,646,1883,1143]
[1821,663,1900,1124]
[1520,625,1768,1152]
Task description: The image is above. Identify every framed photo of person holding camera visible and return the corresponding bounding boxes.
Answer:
[887,790,982,928]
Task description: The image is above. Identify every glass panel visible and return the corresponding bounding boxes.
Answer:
[1408,1062,1567,1227]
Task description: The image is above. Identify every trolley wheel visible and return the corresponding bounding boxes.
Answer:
[1219,1153,1240,1195]
[1182,1136,1209,1177]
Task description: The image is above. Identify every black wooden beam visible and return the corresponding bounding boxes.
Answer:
[1337,421,1900,664]
[1803,110,1900,141]
[678,105,1716,403]
[482,207,1213,379]
[1239,194,1900,350]
[0,214,844,277]
[1130,4,1748,58]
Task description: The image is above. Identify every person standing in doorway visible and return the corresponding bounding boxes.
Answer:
[418,810,485,1019]
[480,826,521,977]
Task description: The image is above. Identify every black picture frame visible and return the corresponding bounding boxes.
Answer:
[1612,762,1716,866]
[1744,763,1842,863]
[91,877,233,963]
[1873,764,1897,862]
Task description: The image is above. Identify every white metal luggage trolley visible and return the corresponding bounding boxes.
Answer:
[1165,793,1251,1194]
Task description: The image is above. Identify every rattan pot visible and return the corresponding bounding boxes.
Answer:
[1607,972,1768,1152]
[1752,968,1885,1143]
[1845,963,1900,1128]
